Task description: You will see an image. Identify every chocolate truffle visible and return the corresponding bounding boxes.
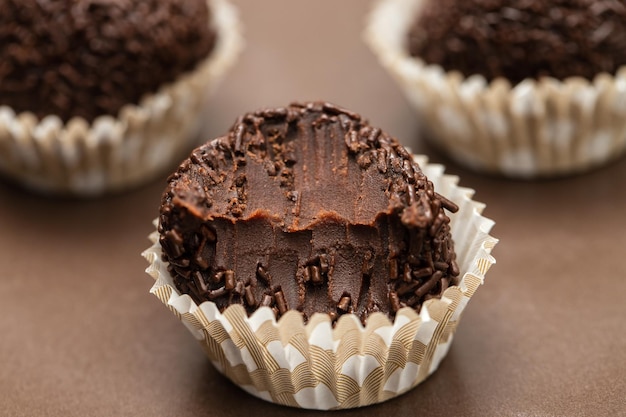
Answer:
[408,0,626,84]
[158,102,459,324]
[0,0,216,122]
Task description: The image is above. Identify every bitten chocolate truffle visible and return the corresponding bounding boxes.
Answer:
[158,102,459,324]
[408,0,626,84]
[0,0,216,122]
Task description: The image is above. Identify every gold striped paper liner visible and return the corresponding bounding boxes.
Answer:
[142,155,498,410]
[364,0,626,178]
[0,0,243,196]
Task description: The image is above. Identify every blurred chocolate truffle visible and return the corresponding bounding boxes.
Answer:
[408,0,626,84]
[158,102,460,324]
[0,0,216,122]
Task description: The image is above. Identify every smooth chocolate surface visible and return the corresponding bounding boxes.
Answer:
[0,0,216,122]
[408,0,626,84]
[159,102,458,323]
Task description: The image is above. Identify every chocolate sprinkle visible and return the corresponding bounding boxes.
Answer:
[256,265,271,285]
[415,267,435,280]
[0,0,216,122]
[208,286,227,300]
[414,270,443,300]
[389,291,401,313]
[244,285,257,307]
[224,271,235,291]
[261,294,273,307]
[212,271,224,284]
[389,259,399,280]
[274,290,288,315]
[310,265,323,285]
[159,102,459,325]
[337,295,352,313]
[408,0,626,84]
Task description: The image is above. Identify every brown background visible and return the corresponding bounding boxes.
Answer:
[1,1,625,416]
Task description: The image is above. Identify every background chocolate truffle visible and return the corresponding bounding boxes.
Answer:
[158,102,459,324]
[408,0,626,84]
[0,0,216,122]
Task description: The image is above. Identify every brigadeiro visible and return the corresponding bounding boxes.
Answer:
[0,0,242,195]
[143,102,497,409]
[365,0,626,177]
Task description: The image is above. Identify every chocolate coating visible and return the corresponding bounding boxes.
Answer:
[408,0,626,84]
[159,102,459,324]
[0,0,216,122]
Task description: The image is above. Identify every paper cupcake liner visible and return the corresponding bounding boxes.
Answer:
[0,0,243,195]
[142,155,497,410]
[365,0,626,178]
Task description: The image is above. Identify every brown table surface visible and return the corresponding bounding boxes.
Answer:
[1,1,625,416]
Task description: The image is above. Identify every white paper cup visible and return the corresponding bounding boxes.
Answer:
[142,155,497,410]
[364,0,626,178]
[0,0,243,195]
